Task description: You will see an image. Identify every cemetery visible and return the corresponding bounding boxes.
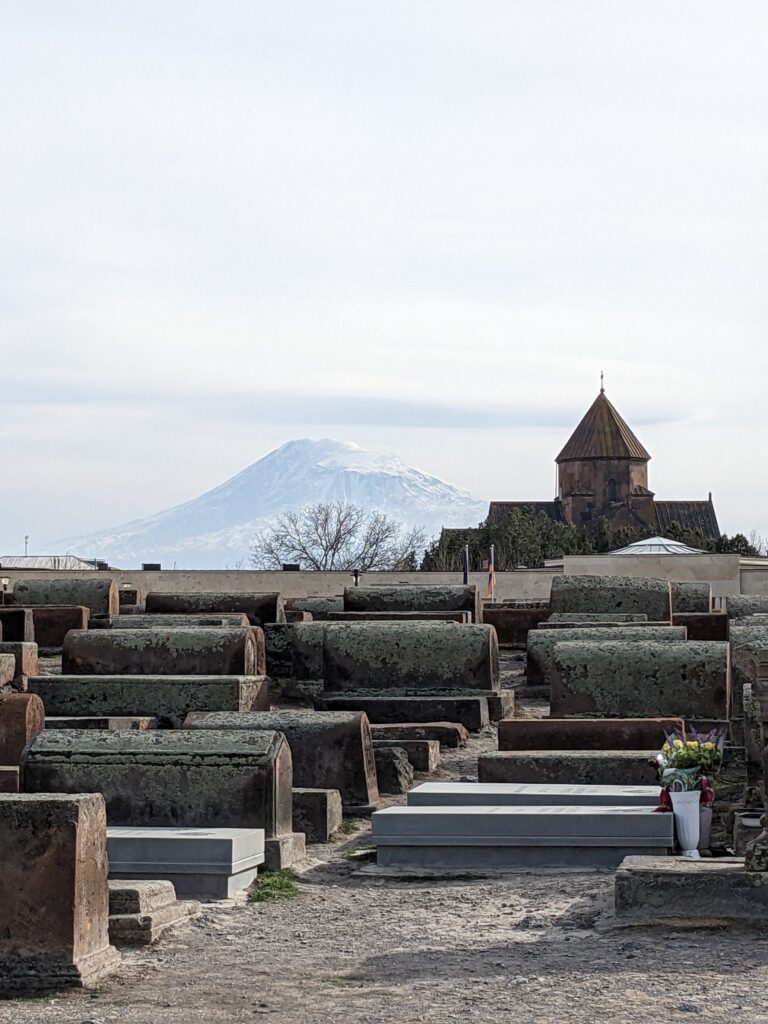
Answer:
[1,570,768,1020]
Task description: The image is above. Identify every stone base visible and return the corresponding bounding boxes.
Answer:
[108,879,200,945]
[486,691,514,722]
[0,945,121,995]
[108,826,265,900]
[318,694,490,731]
[263,832,306,871]
[292,788,343,843]
[46,716,158,731]
[370,722,468,748]
[407,782,660,808]
[478,750,659,786]
[614,856,768,926]
[0,766,19,792]
[373,739,440,773]
[373,746,414,794]
[497,717,683,751]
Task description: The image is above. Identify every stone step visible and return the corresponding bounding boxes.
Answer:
[478,750,658,787]
[109,899,201,945]
[372,739,440,773]
[47,716,157,731]
[370,723,468,748]
[292,788,343,843]
[372,805,673,869]
[109,879,178,915]
[407,782,660,807]
[107,826,265,900]
[0,766,19,792]
[317,694,489,731]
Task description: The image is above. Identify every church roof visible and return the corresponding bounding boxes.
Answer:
[654,499,720,540]
[556,391,651,463]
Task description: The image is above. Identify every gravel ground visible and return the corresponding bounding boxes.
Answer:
[5,656,768,1023]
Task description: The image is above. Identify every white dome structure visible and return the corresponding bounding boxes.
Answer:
[610,535,705,556]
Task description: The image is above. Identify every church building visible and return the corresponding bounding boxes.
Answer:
[488,387,720,539]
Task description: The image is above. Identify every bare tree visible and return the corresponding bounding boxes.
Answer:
[250,502,427,571]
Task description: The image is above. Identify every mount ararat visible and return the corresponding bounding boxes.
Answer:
[52,438,488,569]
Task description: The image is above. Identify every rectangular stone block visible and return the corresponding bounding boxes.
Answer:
[108,826,265,899]
[374,746,414,794]
[0,766,19,792]
[550,575,671,621]
[0,653,14,688]
[263,832,307,870]
[477,750,659,786]
[497,717,684,751]
[109,894,200,946]
[46,716,157,731]
[317,694,490,731]
[328,611,472,623]
[407,781,660,807]
[0,693,45,763]
[31,606,89,649]
[487,691,514,722]
[373,739,440,772]
[546,613,650,623]
[672,612,729,642]
[481,607,550,645]
[0,641,39,686]
[292,788,343,843]
[62,627,258,676]
[110,613,250,629]
[344,585,482,622]
[372,804,673,870]
[614,855,768,925]
[0,793,120,993]
[28,675,269,726]
[370,722,468,748]
[144,592,285,626]
[0,607,34,643]
[118,588,142,606]
[22,729,293,835]
[13,578,118,616]
[549,640,730,719]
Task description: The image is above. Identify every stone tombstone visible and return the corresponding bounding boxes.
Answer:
[497,717,684,751]
[0,607,34,642]
[30,606,89,648]
[321,621,499,692]
[549,639,730,719]
[343,584,482,622]
[726,595,768,620]
[22,728,293,836]
[526,625,687,686]
[184,709,379,810]
[549,575,671,622]
[144,591,286,626]
[670,581,712,615]
[0,792,120,994]
[285,596,344,620]
[0,641,40,685]
[0,653,14,689]
[0,692,45,764]
[480,607,550,644]
[62,626,257,676]
[546,613,649,623]
[28,674,269,726]
[13,578,119,617]
[109,612,249,629]
[328,610,472,623]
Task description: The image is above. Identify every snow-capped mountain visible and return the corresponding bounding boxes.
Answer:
[52,438,488,569]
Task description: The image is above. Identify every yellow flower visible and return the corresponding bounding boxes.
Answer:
[686,741,698,749]
[703,742,715,750]
[673,739,684,748]
[662,743,671,752]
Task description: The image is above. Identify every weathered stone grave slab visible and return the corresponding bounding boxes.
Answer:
[22,729,293,835]
[0,608,34,642]
[110,613,249,629]
[108,826,265,899]
[47,716,157,731]
[285,596,343,620]
[292,788,343,843]
[322,622,499,692]
[329,611,472,623]
[670,582,712,614]
[0,653,14,689]
[478,750,659,786]
[549,639,730,719]
[145,591,285,626]
[0,641,39,686]
[373,745,414,794]
[108,879,200,945]
[481,607,550,644]
[372,738,440,773]
[317,693,490,731]
[0,692,44,763]
[13,578,118,616]
[184,709,379,811]
[29,675,269,726]
[344,584,482,621]
[527,626,686,687]
[497,717,683,751]
[0,766,19,791]
[62,626,258,676]
[546,613,649,623]
[370,722,468,748]
[372,804,673,870]
[550,575,671,621]
[672,612,728,642]
[0,793,120,994]
[30,606,89,649]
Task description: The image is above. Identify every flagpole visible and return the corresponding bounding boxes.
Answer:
[463,544,469,586]
[490,544,495,601]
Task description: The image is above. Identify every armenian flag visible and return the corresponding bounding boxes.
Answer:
[462,544,470,585]
[485,544,496,599]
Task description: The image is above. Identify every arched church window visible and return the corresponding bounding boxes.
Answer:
[608,478,617,502]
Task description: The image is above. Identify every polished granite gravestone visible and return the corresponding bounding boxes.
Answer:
[107,826,266,899]
[372,803,673,869]
[406,782,661,807]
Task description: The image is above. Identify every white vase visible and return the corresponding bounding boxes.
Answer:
[670,790,701,857]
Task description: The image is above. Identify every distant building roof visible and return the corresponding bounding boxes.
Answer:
[556,391,651,463]
[0,555,99,570]
[610,535,706,555]
[488,501,563,522]
[654,499,720,540]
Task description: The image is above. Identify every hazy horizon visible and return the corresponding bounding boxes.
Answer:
[2,3,766,552]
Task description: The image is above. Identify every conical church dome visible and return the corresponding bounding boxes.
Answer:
[556,391,650,463]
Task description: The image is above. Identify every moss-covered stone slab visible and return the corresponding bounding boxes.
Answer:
[550,575,671,621]
[62,627,257,676]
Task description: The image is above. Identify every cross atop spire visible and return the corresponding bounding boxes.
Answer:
[600,370,604,394]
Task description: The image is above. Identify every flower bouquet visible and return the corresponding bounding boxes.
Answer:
[652,727,725,857]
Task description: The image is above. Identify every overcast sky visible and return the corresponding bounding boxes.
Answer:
[1,2,767,552]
